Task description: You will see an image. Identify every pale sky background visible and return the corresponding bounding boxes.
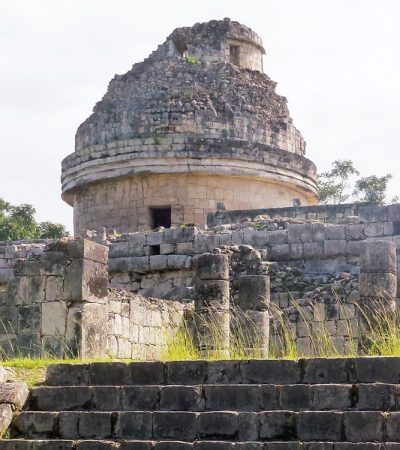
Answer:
[1,0,399,233]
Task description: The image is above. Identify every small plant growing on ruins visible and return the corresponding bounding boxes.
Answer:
[253,220,263,231]
[185,55,198,65]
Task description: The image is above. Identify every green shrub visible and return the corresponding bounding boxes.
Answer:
[185,55,198,65]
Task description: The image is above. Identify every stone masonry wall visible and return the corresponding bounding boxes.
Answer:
[0,241,48,296]
[108,205,400,299]
[107,204,400,357]
[0,239,187,360]
[0,203,399,359]
[207,202,376,227]
[0,239,109,358]
[107,289,186,360]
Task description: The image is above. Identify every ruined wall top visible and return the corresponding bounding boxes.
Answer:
[71,19,306,157]
[148,18,265,70]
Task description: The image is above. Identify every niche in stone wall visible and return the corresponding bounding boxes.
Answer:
[150,206,172,229]
[172,33,188,57]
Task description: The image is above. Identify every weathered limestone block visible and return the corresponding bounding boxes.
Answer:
[237,275,270,311]
[388,204,400,221]
[16,333,41,357]
[194,253,230,357]
[364,222,385,237]
[194,253,229,281]
[269,244,290,261]
[359,272,397,298]
[0,404,12,437]
[268,230,288,246]
[359,240,397,321]
[42,302,67,336]
[218,234,232,246]
[287,223,325,244]
[147,231,164,246]
[164,227,198,244]
[149,255,168,271]
[65,259,108,303]
[324,240,346,257]
[303,242,324,258]
[167,255,191,270]
[384,221,394,235]
[15,276,45,305]
[325,225,345,240]
[112,256,150,273]
[0,367,15,383]
[17,304,41,332]
[45,276,64,301]
[360,240,397,274]
[81,303,108,359]
[109,241,130,258]
[193,235,208,254]
[16,260,41,277]
[195,280,230,311]
[0,382,29,410]
[176,242,193,255]
[346,240,362,256]
[41,251,67,276]
[66,239,108,263]
[345,224,365,240]
[0,269,14,284]
[289,244,304,259]
[160,243,175,255]
[359,205,388,222]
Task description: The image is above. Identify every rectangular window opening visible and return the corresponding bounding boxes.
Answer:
[150,206,172,229]
[229,45,240,66]
[149,245,161,256]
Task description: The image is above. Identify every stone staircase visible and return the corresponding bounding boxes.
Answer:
[2,358,400,448]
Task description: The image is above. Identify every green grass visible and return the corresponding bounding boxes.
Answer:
[1,356,124,387]
[160,296,400,362]
[2,298,400,386]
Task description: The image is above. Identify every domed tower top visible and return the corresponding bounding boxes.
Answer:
[62,19,318,234]
[152,18,265,72]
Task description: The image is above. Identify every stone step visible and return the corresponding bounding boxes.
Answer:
[1,441,400,450]
[29,383,400,412]
[11,410,400,442]
[44,358,400,387]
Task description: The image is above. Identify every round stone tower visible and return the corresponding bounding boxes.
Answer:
[62,19,319,234]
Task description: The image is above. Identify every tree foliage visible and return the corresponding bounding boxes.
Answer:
[318,160,359,204]
[0,198,69,241]
[353,174,393,205]
[318,160,396,206]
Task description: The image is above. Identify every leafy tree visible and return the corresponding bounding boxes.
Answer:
[353,174,393,205]
[38,221,69,239]
[391,195,400,204]
[0,198,69,241]
[318,160,359,204]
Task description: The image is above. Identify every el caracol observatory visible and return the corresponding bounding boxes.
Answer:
[61,19,319,234]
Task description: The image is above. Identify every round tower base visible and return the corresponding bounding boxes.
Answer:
[71,173,318,234]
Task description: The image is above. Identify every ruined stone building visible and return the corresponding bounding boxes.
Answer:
[0,19,398,362]
[1,18,400,450]
[61,18,318,235]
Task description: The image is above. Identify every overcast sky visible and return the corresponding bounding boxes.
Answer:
[1,0,399,232]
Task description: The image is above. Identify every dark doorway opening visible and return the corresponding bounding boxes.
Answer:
[150,206,172,229]
[229,45,240,66]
